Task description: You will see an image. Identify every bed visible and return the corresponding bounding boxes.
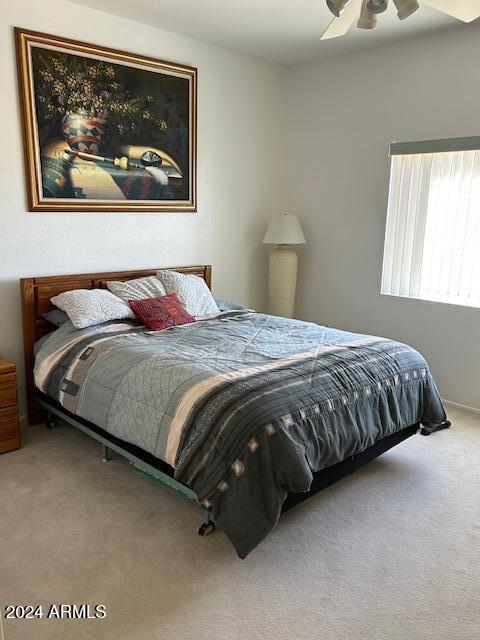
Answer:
[20,266,450,558]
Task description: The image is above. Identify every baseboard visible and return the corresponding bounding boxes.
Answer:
[443,399,480,415]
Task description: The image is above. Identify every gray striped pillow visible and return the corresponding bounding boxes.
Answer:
[107,276,166,303]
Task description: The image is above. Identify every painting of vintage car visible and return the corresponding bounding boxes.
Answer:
[16,28,197,212]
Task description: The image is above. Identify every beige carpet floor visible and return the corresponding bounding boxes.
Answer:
[1,405,479,640]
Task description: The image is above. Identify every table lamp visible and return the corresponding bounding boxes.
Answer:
[263,213,306,318]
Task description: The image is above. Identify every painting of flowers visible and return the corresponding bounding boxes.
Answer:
[16,29,197,211]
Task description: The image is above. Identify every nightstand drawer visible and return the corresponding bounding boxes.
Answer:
[0,406,19,442]
[0,373,17,408]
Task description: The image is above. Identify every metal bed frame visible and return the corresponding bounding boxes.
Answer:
[36,395,216,536]
[36,394,441,539]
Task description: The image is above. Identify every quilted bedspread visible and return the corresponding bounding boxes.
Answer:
[34,311,447,557]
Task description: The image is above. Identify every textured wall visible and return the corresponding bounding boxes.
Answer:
[286,24,480,410]
[0,0,285,412]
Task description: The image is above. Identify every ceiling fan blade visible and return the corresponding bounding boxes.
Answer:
[321,0,362,40]
[422,0,480,23]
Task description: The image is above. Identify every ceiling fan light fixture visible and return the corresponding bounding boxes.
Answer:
[392,0,419,19]
[366,0,389,14]
[326,0,353,18]
[358,0,378,28]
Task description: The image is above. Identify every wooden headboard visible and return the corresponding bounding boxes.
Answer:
[20,265,211,424]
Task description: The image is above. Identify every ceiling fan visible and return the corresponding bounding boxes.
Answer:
[322,0,480,40]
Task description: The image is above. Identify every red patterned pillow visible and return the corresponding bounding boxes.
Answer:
[128,293,195,331]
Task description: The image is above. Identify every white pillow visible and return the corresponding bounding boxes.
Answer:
[106,276,166,303]
[156,270,219,317]
[51,289,134,329]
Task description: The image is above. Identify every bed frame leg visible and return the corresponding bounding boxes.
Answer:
[198,509,216,536]
[420,420,452,436]
[46,412,58,429]
[102,444,111,462]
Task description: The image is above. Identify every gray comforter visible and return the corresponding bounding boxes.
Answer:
[34,311,447,557]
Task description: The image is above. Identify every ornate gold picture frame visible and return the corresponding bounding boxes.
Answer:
[15,28,197,212]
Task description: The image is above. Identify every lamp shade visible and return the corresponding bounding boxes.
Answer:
[263,213,306,245]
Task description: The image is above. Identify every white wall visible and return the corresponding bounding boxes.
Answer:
[0,0,285,412]
[286,25,480,410]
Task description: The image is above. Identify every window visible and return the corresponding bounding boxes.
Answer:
[381,137,480,309]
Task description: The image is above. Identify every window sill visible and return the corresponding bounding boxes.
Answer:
[380,292,480,312]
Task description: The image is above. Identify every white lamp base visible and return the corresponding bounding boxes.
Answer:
[268,244,298,318]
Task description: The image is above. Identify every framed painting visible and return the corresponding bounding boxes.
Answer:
[15,28,197,212]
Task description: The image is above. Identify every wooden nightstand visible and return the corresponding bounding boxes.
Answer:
[0,356,20,453]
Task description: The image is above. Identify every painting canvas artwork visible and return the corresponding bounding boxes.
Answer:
[15,29,197,211]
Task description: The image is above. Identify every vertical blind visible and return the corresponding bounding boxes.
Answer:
[381,140,480,309]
